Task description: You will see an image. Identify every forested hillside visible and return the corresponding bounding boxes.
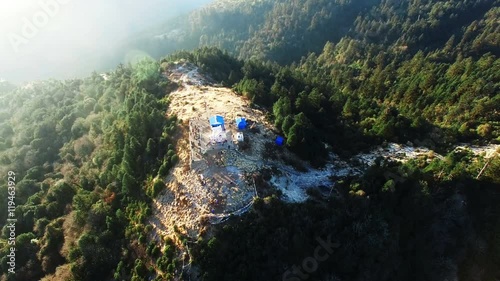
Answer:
[166,43,498,163]
[0,60,180,280]
[133,0,499,62]
[0,0,498,280]
[244,44,499,159]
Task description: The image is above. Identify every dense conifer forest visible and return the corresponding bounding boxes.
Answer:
[0,0,499,280]
[0,60,181,280]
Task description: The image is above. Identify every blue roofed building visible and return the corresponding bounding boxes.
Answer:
[209,115,225,130]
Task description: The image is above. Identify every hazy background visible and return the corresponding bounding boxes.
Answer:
[0,0,212,84]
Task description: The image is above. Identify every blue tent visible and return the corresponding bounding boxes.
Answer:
[275,136,285,146]
[235,117,247,130]
[209,115,225,127]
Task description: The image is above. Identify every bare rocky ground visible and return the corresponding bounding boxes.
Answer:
[149,61,282,242]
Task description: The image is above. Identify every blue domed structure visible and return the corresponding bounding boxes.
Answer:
[235,117,247,130]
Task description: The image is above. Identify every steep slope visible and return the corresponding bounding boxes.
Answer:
[0,60,180,281]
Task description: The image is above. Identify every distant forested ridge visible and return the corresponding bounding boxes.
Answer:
[135,0,499,62]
